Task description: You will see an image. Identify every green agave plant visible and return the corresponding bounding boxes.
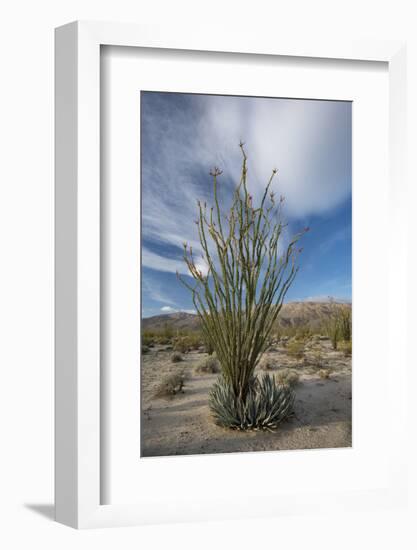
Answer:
[209,374,295,430]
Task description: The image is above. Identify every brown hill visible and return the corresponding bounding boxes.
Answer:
[142,301,351,333]
[142,311,201,332]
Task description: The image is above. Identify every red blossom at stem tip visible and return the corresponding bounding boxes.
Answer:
[210,167,223,177]
[303,226,310,233]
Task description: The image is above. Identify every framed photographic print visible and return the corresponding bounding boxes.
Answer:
[138,90,353,458]
[55,21,408,528]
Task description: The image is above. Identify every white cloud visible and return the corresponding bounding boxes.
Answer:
[196,95,351,218]
[142,277,178,305]
[142,248,190,276]
[161,305,175,312]
[142,246,213,277]
[319,227,350,254]
[160,306,196,315]
[142,93,351,275]
[194,259,209,277]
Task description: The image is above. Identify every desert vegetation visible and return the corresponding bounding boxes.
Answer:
[140,319,352,456]
[142,302,352,351]
[140,145,352,456]
[177,143,308,430]
[276,369,300,387]
[154,371,189,398]
[195,355,220,374]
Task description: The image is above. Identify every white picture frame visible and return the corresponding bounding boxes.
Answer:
[55,21,407,529]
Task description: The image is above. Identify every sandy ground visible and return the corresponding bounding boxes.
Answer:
[141,338,352,457]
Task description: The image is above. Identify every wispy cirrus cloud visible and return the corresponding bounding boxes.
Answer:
[319,226,351,254]
[142,247,189,276]
[141,92,352,315]
[142,276,178,305]
[141,92,352,276]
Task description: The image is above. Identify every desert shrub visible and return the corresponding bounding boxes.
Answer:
[325,317,340,350]
[143,330,160,343]
[276,369,300,387]
[318,368,331,379]
[338,308,352,342]
[162,321,174,340]
[323,301,352,350]
[195,355,220,374]
[276,326,300,340]
[209,374,294,430]
[142,335,154,346]
[286,340,304,359]
[187,334,203,350]
[179,143,306,429]
[154,372,188,398]
[156,337,171,345]
[295,326,312,340]
[310,348,324,368]
[274,329,282,341]
[203,334,214,355]
[142,345,150,354]
[173,337,190,353]
[170,351,183,363]
[338,340,352,357]
[322,299,340,350]
[172,334,202,352]
[258,355,275,371]
[279,336,289,348]
[275,323,324,341]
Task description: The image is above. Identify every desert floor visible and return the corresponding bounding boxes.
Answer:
[141,338,352,457]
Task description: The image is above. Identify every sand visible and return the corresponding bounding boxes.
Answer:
[140,339,352,457]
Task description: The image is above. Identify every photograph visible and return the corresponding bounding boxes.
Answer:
[140,91,352,457]
[0,1,411,542]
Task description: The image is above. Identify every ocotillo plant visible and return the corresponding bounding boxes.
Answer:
[326,316,340,350]
[324,298,352,350]
[338,306,352,342]
[178,143,306,428]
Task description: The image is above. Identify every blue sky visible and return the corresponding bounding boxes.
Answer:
[141,92,351,318]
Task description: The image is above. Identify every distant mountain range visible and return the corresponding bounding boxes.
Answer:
[142,301,351,333]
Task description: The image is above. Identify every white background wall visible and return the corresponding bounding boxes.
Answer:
[0,1,416,548]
